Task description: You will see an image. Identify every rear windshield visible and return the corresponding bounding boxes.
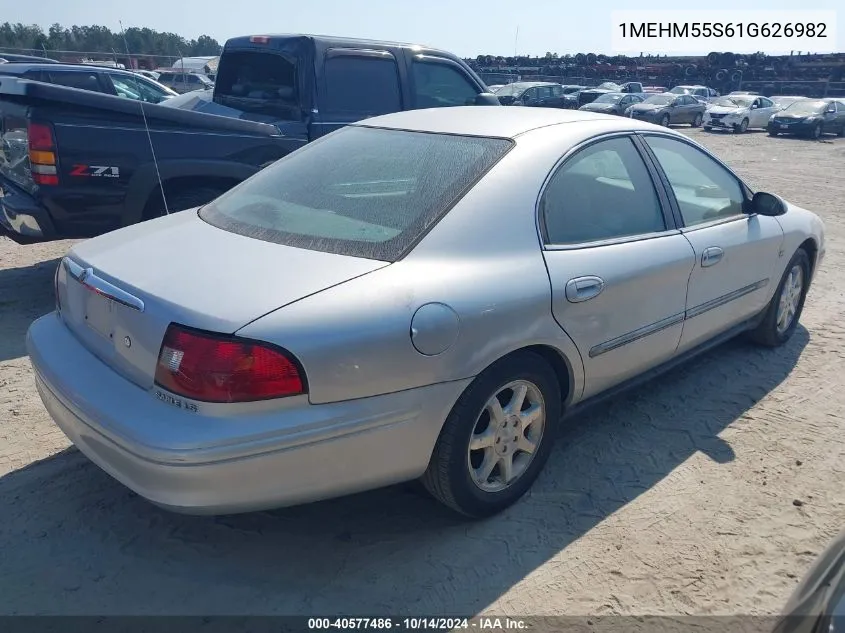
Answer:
[214,50,299,119]
[199,126,513,261]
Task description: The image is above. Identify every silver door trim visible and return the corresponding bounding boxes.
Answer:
[685,278,768,320]
[589,311,685,358]
[588,277,769,357]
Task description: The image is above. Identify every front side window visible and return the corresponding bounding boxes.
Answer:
[541,136,665,245]
[200,126,512,261]
[411,61,479,108]
[644,135,745,227]
[323,55,401,115]
[108,73,168,103]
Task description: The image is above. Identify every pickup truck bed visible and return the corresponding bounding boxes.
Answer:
[0,78,304,242]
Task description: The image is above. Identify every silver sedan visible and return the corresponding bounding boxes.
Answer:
[27,107,826,518]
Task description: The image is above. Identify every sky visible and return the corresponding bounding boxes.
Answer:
[7,0,843,57]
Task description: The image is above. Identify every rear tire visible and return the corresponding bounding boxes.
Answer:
[748,248,811,347]
[421,351,561,518]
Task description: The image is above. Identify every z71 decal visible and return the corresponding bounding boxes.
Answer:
[70,164,120,178]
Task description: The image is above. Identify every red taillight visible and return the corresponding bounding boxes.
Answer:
[28,122,59,186]
[249,35,270,44]
[154,324,305,403]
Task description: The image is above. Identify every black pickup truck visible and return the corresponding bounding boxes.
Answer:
[0,34,498,243]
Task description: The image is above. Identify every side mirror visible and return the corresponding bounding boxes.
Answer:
[751,103,759,109]
[750,191,787,216]
[475,92,500,106]
[827,105,836,113]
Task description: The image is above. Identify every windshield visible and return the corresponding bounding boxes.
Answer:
[214,50,300,119]
[783,100,826,115]
[199,126,513,261]
[597,82,620,90]
[643,94,674,105]
[594,93,623,103]
[772,97,804,106]
[712,96,753,108]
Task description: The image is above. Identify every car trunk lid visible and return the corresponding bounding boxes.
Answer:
[56,210,388,390]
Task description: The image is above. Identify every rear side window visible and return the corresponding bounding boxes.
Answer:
[323,55,401,115]
[47,71,102,92]
[200,126,513,261]
[215,50,299,117]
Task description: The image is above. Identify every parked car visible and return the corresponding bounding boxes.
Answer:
[771,528,845,633]
[487,84,505,92]
[493,82,568,107]
[155,69,214,93]
[560,84,586,108]
[768,98,845,139]
[642,85,668,94]
[0,33,498,244]
[770,95,808,110]
[577,81,644,106]
[27,107,824,518]
[578,92,646,116]
[626,93,705,127]
[0,63,177,103]
[670,84,720,103]
[704,94,779,133]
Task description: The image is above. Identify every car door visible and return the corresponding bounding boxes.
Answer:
[311,49,403,138]
[754,96,777,127]
[616,95,634,115]
[822,100,840,133]
[685,95,701,121]
[540,134,696,400]
[640,133,785,353]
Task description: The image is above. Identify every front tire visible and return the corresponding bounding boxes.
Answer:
[749,248,811,347]
[703,125,712,132]
[811,123,822,139]
[422,351,561,518]
[660,114,670,127]
[734,118,749,133]
[692,113,703,127]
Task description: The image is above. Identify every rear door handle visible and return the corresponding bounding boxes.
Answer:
[701,246,724,267]
[565,276,605,303]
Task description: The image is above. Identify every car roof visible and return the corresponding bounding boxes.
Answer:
[354,106,666,139]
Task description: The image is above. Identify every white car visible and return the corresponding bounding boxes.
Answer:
[704,95,779,133]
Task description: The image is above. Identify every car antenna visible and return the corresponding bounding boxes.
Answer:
[117,20,169,215]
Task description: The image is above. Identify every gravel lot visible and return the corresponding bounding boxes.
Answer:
[1,128,843,617]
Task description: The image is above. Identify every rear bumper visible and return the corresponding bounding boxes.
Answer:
[767,121,816,135]
[27,313,470,514]
[0,178,57,243]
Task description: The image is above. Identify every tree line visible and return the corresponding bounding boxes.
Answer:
[0,22,222,58]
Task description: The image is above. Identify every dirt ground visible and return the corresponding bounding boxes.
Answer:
[0,128,843,617]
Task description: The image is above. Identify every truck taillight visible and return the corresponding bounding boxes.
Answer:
[28,122,59,186]
[154,324,306,403]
